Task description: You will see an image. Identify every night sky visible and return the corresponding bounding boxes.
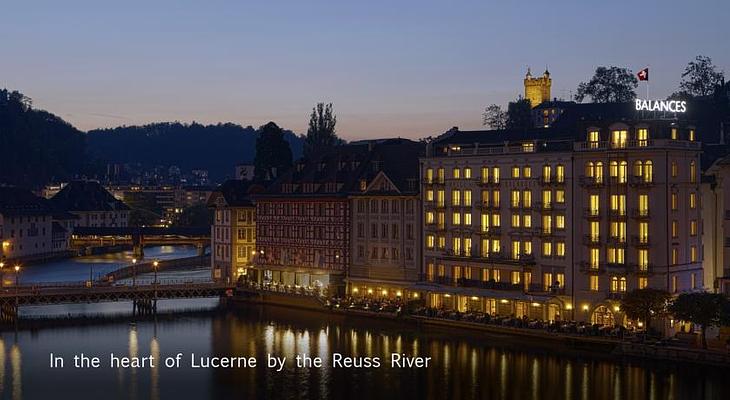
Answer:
[1,0,728,139]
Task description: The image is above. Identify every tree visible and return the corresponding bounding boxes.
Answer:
[304,102,341,157]
[669,292,727,349]
[575,66,638,103]
[506,97,533,129]
[482,104,507,129]
[254,122,293,181]
[620,288,671,336]
[677,55,725,98]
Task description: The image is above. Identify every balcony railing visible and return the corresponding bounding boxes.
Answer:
[629,175,654,187]
[630,209,651,219]
[631,235,650,246]
[574,139,701,151]
[579,175,605,187]
[583,234,601,245]
[583,208,601,218]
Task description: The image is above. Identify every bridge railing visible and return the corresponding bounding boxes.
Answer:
[10,278,217,293]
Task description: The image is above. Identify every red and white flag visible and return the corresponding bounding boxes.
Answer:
[637,68,649,81]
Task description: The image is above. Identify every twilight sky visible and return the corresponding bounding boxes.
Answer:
[1,0,728,140]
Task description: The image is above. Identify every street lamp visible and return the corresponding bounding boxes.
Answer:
[0,260,4,288]
[153,260,159,312]
[14,265,20,307]
[132,258,137,288]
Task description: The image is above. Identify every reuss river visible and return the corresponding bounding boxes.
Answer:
[0,305,727,400]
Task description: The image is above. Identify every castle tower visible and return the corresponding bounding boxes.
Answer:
[523,67,552,108]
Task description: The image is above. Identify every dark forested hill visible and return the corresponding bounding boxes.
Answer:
[87,122,303,182]
[0,89,87,187]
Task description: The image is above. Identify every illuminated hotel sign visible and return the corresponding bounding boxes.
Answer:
[635,99,687,113]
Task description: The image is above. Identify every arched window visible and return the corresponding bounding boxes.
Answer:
[619,161,628,183]
[586,162,594,177]
[610,161,618,177]
[690,161,697,183]
[595,162,604,183]
[634,161,643,177]
[644,161,653,183]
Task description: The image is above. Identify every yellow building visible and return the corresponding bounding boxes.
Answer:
[524,68,551,108]
[207,180,263,283]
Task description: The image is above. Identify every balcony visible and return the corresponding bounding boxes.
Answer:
[630,209,651,219]
[628,263,654,275]
[579,261,603,273]
[579,175,605,188]
[629,175,655,187]
[478,177,500,187]
[605,263,629,274]
[608,176,628,186]
[631,235,650,246]
[583,208,601,219]
[583,234,601,245]
[606,292,625,300]
[535,201,553,211]
[479,227,501,236]
[605,236,627,245]
[608,209,627,219]
[480,202,499,211]
[574,139,701,152]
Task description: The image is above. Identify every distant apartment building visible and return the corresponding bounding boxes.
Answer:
[419,104,703,325]
[701,154,730,295]
[50,181,130,228]
[348,140,423,299]
[207,180,263,283]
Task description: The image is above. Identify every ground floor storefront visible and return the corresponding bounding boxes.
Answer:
[410,283,570,322]
[242,265,344,295]
[346,278,420,301]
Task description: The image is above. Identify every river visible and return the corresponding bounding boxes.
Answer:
[0,305,728,400]
[2,247,728,399]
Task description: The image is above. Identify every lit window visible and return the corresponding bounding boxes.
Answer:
[453,168,461,179]
[689,192,696,209]
[556,164,565,183]
[481,167,489,183]
[671,162,678,178]
[587,130,599,148]
[511,241,521,260]
[464,190,472,206]
[464,167,472,179]
[492,167,500,183]
[589,275,599,291]
[512,166,520,178]
[543,165,552,183]
[522,143,535,152]
[638,277,648,289]
[690,220,697,236]
[511,190,521,208]
[511,271,521,284]
[523,214,532,228]
[671,193,677,210]
[689,129,695,141]
[556,242,565,257]
[611,130,627,148]
[690,246,697,262]
[511,214,520,228]
[453,212,461,225]
[451,190,461,206]
[690,161,696,183]
[671,128,678,140]
[523,190,532,208]
[555,189,565,203]
[542,241,552,256]
[523,166,532,178]
[437,168,445,183]
[637,128,649,146]
[426,235,435,249]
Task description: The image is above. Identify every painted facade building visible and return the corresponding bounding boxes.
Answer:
[207,180,263,283]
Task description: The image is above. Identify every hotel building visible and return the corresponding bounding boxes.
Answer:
[418,103,703,324]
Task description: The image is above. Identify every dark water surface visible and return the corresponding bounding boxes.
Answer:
[0,305,727,400]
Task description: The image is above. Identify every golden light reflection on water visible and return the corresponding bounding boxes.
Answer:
[0,338,5,394]
[129,325,138,398]
[150,336,160,400]
[10,344,20,400]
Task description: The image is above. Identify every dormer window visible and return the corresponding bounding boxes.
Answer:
[587,130,599,148]
[637,128,649,146]
[360,179,367,191]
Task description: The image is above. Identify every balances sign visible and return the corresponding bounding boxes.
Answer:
[635,99,687,113]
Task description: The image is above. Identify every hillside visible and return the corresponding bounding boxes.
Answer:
[87,122,304,182]
[0,89,87,187]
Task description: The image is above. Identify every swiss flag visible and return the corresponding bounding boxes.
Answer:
[637,68,649,81]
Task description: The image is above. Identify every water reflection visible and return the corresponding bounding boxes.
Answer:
[0,306,727,400]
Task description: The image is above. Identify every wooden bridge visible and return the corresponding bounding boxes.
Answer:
[0,280,233,322]
[71,226,210,257]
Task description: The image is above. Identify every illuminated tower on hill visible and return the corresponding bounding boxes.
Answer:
[523,67,551,108]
